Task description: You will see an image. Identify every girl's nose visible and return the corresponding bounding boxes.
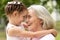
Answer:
[25,18,29,23]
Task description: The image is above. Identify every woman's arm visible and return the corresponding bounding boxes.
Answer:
[33,29,57,38]
[7,27,57,38]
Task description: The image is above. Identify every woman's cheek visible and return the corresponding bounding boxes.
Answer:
[30,18,34,22]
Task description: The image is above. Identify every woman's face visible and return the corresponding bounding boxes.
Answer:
[27,9,42,31]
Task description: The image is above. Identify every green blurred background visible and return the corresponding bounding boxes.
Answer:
[0,0,60,40]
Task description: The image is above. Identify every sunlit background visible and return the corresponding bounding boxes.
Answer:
[0,0,60,40]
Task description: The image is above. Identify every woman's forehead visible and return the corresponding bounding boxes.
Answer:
[28,9,36,16]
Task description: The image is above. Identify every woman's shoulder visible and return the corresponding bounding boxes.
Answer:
[40,34,55,40]
[44,34,55,37]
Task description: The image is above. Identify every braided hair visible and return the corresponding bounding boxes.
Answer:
[5,1,27,15]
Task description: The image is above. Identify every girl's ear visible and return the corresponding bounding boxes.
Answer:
[13,11,18,17]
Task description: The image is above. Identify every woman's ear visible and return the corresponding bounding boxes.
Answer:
[39,19,43,25]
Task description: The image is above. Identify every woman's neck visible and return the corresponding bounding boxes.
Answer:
[34,26,43,32]
[36,26,43,31]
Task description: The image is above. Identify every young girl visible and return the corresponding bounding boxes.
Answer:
[5,1,57,40]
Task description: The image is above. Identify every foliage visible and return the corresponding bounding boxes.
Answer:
[21,0,40,7]
[0,0,60,18]
[56,0,60,13]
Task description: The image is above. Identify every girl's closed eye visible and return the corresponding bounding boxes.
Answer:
[27,15,31,19]
[23,15,27,19]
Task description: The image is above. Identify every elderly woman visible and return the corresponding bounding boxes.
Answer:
[26,5,56,40]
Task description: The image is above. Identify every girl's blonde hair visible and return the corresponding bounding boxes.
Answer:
[28,5,55,30]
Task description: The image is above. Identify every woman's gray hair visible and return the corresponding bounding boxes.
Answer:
[28,5,55,30]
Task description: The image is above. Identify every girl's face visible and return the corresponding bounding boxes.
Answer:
[27,9,42,31]
[11,10,28,26]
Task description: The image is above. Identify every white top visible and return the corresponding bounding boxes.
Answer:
[6,23,28,40]
[32,34,55,40]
